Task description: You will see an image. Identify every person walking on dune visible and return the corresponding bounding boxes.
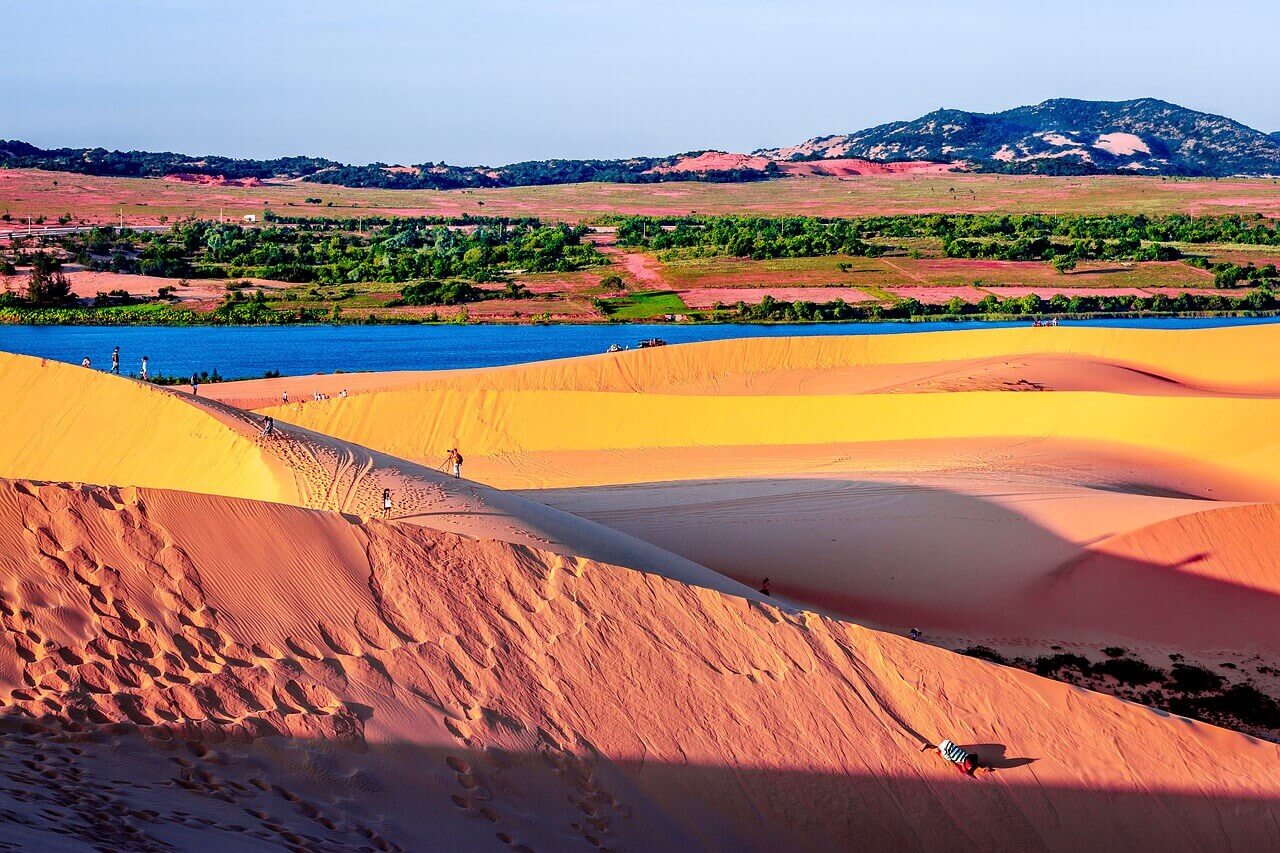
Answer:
[759,577,772,596]
[140,356,149,381]
[261,415,274,437]
[281,389,288,404]
[381,488,392,518]
[110,347,120,374]
[447,447,464,479]
[922,740,990,777]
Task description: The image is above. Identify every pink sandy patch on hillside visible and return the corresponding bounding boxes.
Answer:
[980,287,1152,299]
[647,152,771,175]
[1148,287,1249,299]
[162,173,264,188]
[680,287,873,308]
[886,286,989,304]
[51,269,290,303]
[777,159,958,177]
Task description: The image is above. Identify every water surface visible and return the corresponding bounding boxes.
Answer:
[1,317,1275,379]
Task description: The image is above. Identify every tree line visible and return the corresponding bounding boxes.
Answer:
[613,213,1280,268]
[50,219,605,284]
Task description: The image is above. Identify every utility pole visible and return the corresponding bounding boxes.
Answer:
[119,206,124,229]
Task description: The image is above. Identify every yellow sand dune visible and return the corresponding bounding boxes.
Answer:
[0,352,737,593]
[251,372,1280,495]
[213,324,1280,407]
[216,325,1280,661]
[2,478,1279,849]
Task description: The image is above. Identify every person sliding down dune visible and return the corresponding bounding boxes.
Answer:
[922,740,990,777]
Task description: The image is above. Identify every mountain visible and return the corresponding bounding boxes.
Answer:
[4,100,1280,187]
[756,98,1280,177]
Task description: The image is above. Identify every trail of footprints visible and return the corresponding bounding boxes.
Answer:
[1,483,402,850]
[3,479,640,849]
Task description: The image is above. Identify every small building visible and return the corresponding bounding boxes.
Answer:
[243,214,258,224]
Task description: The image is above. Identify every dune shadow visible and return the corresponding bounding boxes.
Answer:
[526,475,1280,657]
[963,743,1038,770]
[0,710,1274,850]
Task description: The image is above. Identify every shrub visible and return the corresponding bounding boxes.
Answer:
[400,280,480,306]
[1093,657,1166,686]
[1168,664,1225,693]
[1032,653,1092,677]
[959,646,1008,665]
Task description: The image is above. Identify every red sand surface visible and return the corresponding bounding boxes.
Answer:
[162,173,264,188]
[6,343,1280,847]
[648,152,772,174]
[886,285,989,304]
[680,286,874,308]
[980,286,1153,299]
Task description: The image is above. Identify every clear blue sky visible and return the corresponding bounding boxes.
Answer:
[9,1,1278,165]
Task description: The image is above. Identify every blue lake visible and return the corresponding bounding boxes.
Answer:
[1,317,1276,379]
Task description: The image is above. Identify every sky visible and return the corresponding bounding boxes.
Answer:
[9,1,1280,166]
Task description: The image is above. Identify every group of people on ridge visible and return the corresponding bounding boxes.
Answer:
[80,346,148,381]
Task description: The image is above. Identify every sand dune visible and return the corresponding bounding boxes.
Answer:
[2,479,1279,849]
[211,324,1280,406]
[6,326,1280,846]
[0,353,741,595]
[216,325,1280,658]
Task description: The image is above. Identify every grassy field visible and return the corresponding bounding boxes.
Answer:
[598,290,689,319]
[4,169,1280,227]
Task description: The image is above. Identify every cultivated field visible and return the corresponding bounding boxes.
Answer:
[4,168,1280,226]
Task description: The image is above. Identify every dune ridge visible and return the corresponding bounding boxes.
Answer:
[208,325,1280,409]
[2,479,1279,849]
[215,325,1280,672]
[0,352,743,596]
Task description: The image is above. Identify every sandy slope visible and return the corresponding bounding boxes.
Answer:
[210,323,1280,406]
[2,479,1279,850]
[212,325,1280,661]
[0,353,742,597]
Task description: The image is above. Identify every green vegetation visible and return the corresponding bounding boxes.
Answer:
[54,217,604,285]
[596,290,689,320]
[720,286,1273,323]
[614,213,1280,264]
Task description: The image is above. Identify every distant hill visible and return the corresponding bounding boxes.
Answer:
[756,98,1280,177]
[5,99,1280,189]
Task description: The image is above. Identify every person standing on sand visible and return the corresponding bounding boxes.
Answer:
[760,577,771,596]
[81,356,91,369]
[447,448,464,479]
[110,347,120,374]
[140,356,149,381]
[381,488,392,518]
[282,390,288,404]
[191,373,199,396]
[339,388,347,399]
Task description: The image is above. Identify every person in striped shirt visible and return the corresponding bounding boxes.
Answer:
[922,739,990,776]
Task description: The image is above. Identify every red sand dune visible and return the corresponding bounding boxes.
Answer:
[2,478,1279,849]
[647,152,772,175]
[8,332,1280,846]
